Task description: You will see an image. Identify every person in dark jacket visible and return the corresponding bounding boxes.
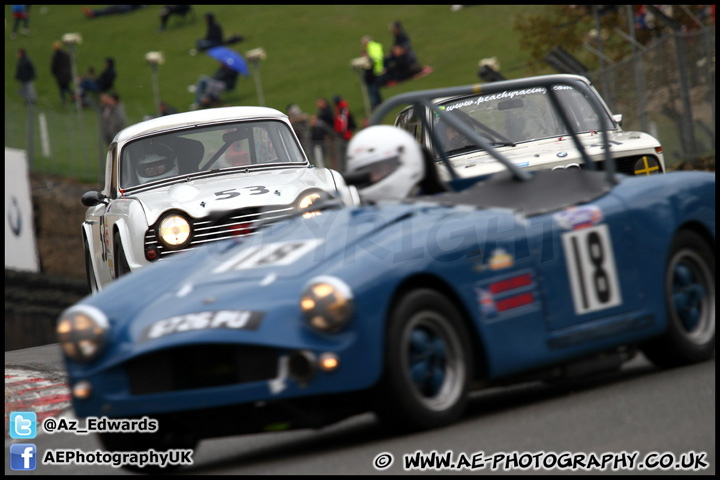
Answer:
[79,57,116,96]
[315,97,335,129]
[312,97,340,167]
[384,21,420,80]
[51,41,74,105]
[381,44,423,85]
[100,93,127,145]
[196,13,224,51]
[15,48,36,105]
[158,5,192,32]
[391,21,412,50]
[191,63,239,109]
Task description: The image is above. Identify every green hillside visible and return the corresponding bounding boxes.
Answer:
[5,5,553,179]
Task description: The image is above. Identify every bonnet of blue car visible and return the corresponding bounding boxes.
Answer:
[428,168,613,217]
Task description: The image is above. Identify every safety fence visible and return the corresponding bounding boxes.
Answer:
[586,26,715,163]
[4,95,351,181]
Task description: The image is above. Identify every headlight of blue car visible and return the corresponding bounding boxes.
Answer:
[56,305,109,362]
[300,276,354,332]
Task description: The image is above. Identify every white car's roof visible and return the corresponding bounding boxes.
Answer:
[115,106,288,143]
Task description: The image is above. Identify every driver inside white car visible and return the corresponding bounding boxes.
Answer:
[135,144,178,184]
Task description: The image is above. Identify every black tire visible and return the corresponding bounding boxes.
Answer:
[84,237,99,294]
[374,289,474,432]
[98,425,198,473]
[642,230,715,368]
[113,231,131,279]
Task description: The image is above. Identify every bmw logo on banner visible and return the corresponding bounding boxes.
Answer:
[5,148,40,272]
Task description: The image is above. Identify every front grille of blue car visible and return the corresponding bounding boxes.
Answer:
[126,344,279,395]
[144,205,295,259]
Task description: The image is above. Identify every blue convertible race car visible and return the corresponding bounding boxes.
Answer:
[57,75,715,464]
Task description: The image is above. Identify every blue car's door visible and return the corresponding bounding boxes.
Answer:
[532,193,649,340]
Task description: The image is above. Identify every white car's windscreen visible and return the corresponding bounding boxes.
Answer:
[433,85,614,155]
[120,120,306,189]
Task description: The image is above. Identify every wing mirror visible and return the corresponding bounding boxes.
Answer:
[81,191,109,207]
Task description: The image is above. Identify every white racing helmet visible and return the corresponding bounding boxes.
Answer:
[344,125,425,202]
[135,143,178,184]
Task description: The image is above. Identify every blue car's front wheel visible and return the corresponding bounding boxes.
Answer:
[375,289,473,431]
[642,229,715,368]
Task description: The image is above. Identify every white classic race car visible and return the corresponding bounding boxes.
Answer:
[394,74,665,178]
[81,106,358,291]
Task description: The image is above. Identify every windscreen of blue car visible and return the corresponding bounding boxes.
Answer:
[119,120,306,189]
[432,85,615,155]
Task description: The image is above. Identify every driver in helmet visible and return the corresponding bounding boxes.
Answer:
[135,144,178,185]
[343,125,427,203]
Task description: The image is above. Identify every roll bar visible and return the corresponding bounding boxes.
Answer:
[369,74,615,185]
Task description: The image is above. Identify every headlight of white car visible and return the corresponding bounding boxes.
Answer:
[296,191,324,219]
[56,305,109,362]
[158,214,192,248]
[300,276,354,332]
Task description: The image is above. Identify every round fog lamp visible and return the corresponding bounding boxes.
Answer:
[72,381,93,399]
[318,352,339,372]
[633,156,660,175]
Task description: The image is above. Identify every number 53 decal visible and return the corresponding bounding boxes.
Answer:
[215,186,270,200]
[561,224,622,315]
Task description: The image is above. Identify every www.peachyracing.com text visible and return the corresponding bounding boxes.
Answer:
[372,450,709,472]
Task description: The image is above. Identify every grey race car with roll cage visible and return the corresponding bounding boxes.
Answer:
[80,106,358,292]
[394,74,665,179]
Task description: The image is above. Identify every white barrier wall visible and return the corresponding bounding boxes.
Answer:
[5,147,40,272]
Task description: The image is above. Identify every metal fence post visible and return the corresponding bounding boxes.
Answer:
[26,102,35,168]
[625,5,649,133]
[646,6,698,156]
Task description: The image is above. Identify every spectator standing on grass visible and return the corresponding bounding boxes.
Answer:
[314,97,339,168]
[316,97,335,130]
[361,35,384,110]
[15,48,36,106]
[287,104,311,152]
[332,95,356,142]
[100,93,127,145]
[10,5,30,39]
[388,21,418,67]
[196,12,224,51]
[158,5,192,32]
[51,41,74,106]
[390,21,413,53]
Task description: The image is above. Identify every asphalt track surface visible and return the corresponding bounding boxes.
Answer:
[4,344,714,475]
